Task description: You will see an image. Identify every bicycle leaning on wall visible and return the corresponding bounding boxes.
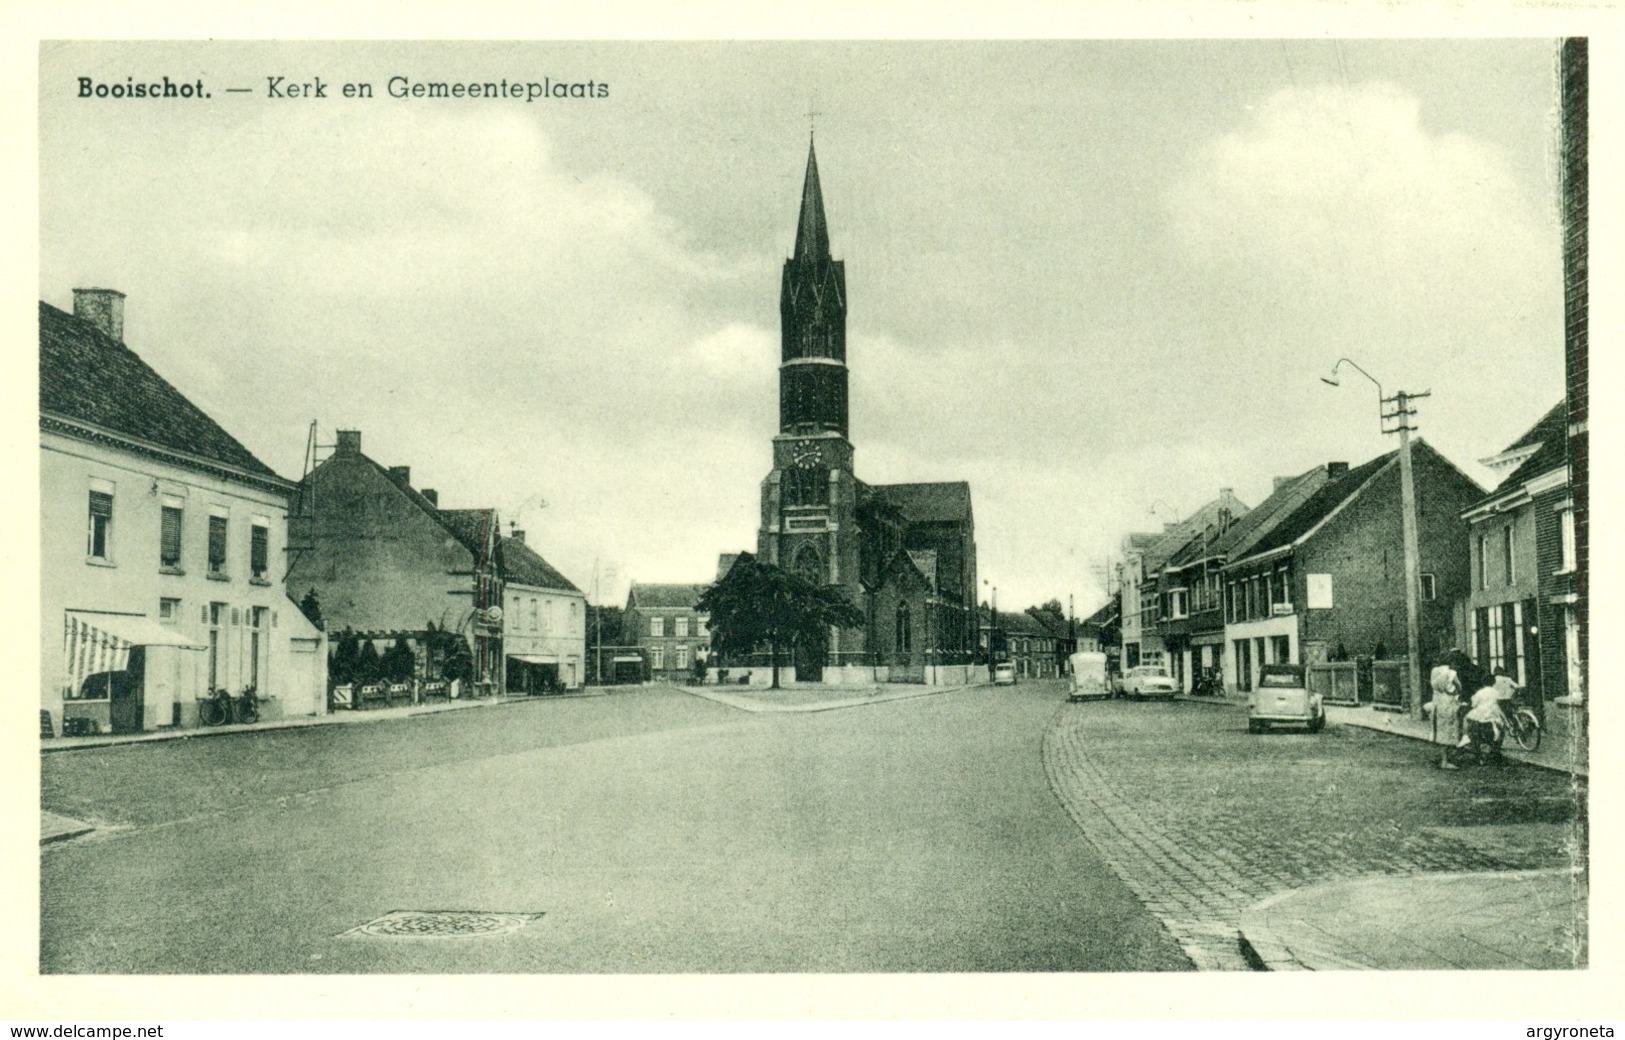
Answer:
[198,684,260,727]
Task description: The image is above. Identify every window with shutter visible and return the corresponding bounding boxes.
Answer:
[208,516,228,575]
[161,505,184,568]
[251,524,269,579]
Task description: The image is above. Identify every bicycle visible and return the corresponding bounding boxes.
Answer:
[234,684,260,725]
[198,685,259,726]
[198,686,233,726]
[1504,701,1541,751]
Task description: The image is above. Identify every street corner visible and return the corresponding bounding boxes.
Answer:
[1237,869,1587,971]
[41,810,96,845]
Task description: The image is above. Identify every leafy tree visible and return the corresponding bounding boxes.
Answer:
[696,552,865,689]
[297,587,324,630]
[382,636,415,682]
[355,640,382,685]
[329,628,360,686]
[1039,598,1065,617]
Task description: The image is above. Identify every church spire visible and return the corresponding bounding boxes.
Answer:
[793,135,830,261]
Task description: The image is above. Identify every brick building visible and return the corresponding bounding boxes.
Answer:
[1157,466,1333,693]
[284,432,504,691]
[1461,403,1577,709]
[1221,442,1483,697]
[754,137,978,684]
[624,582,710,682]
[1560,37,1587,714]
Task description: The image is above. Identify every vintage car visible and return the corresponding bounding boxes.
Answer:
[1248,663,1326,733]
[1118,664,1177,699]
[992,661,1017,686]
[1066,651,1110,702]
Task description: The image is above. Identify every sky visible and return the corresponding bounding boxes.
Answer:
[38,39,1568,614]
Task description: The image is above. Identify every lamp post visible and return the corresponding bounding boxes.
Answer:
[1321,358,1431,719]
[983,578,998,682]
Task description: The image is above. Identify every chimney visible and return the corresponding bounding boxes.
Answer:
[1327,461,1349,479]
[73,288,125,340]
[335,430,362,457]
[387,465,411,487]
[1273,475,1293,490]
[510,529,526,544]
[420,488,438,506]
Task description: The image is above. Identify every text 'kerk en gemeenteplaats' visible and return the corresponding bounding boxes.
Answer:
[77,76,610,102]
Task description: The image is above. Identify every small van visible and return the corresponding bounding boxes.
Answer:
[1248,663,1325,733]
[992,661,1016,686]
[1067,651,1110,701]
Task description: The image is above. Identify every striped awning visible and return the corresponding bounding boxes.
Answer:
[63,611,205,698]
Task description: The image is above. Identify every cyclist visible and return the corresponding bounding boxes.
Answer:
[1461,679,1507,764]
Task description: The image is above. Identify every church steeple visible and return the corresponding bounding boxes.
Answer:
[793,135,830,262]
[779,135,848,438]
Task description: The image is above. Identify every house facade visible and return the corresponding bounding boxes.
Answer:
[1222,442,1482,697]
[1462,403,1578,710]
[1156,465,1334,693]
[500,532,587,693]
[1119,488,1249,678]
[41,291,327,736]
[625,583,711,682]
[283,431,504,693]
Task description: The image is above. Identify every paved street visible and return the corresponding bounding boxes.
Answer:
[1045,696,1584,969]
[41,682,1186,973]
[41,682,1583,973]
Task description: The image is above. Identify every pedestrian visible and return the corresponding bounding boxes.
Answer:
[1429,655,1463,770]
[1462,679,1508,765]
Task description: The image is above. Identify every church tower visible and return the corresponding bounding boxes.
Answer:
[759,136,865,662]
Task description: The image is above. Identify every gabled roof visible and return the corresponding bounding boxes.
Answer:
[999,610,1052,638]
[627,583,709,611]
[39,300,282,480]
[905,549,938,591]
[500,537,580,593]
[1493,402,1568,495]
[872,481,973,525]
[1237,451,1397,561]
[1026,608,1072,640]
[438,508,500,558]
[1168,465,1334,571]
[1079,599,1118,628]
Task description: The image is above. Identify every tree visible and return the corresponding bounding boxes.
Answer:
[696,552,865,689]
[298,587,324,630]
[1039,598,1065,617]
[329,628,360,686]
[355,640,382,685]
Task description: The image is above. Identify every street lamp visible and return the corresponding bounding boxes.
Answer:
[983,578,998,681]
[1321,358,1432,720]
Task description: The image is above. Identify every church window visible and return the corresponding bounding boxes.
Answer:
[896,603,913,653]
[793,544,823,586]
[784,465,828,507]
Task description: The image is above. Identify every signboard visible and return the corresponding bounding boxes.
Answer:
[1307,573,1334,610]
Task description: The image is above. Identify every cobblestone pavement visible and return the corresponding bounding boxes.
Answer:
[1042,696,1584,970]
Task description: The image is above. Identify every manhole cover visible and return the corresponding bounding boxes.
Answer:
[339,911,543,939]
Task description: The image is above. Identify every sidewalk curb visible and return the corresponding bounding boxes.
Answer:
[1236,869,1575,971]
[684,682,975,714]
[1327,706,1587,778]
[39,692,575,754]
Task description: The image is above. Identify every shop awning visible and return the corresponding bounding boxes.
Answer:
[508,653,560,665]
[67,610,207,650]
[62,610,206,699]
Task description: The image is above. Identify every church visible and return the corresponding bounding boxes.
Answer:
[754,137,979,684]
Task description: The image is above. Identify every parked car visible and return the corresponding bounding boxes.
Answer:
[992,661,1016,686]
[1248,663,1325,733]
[1119,664,1177,699]
[1067,651,1110,702]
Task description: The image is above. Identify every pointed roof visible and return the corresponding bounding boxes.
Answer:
[437,508,500,558]
[500,536,580,594]
[1494,402,1568,492]
[626,583,710,611]
[871,481,974,524]
[1233,451,1399,563]
[793,135,830,261]
[39,301,283,483]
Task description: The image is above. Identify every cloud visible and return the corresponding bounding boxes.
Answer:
[1166,81,1554,330]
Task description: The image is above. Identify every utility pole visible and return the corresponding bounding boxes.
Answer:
[1386,389,1430,720]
